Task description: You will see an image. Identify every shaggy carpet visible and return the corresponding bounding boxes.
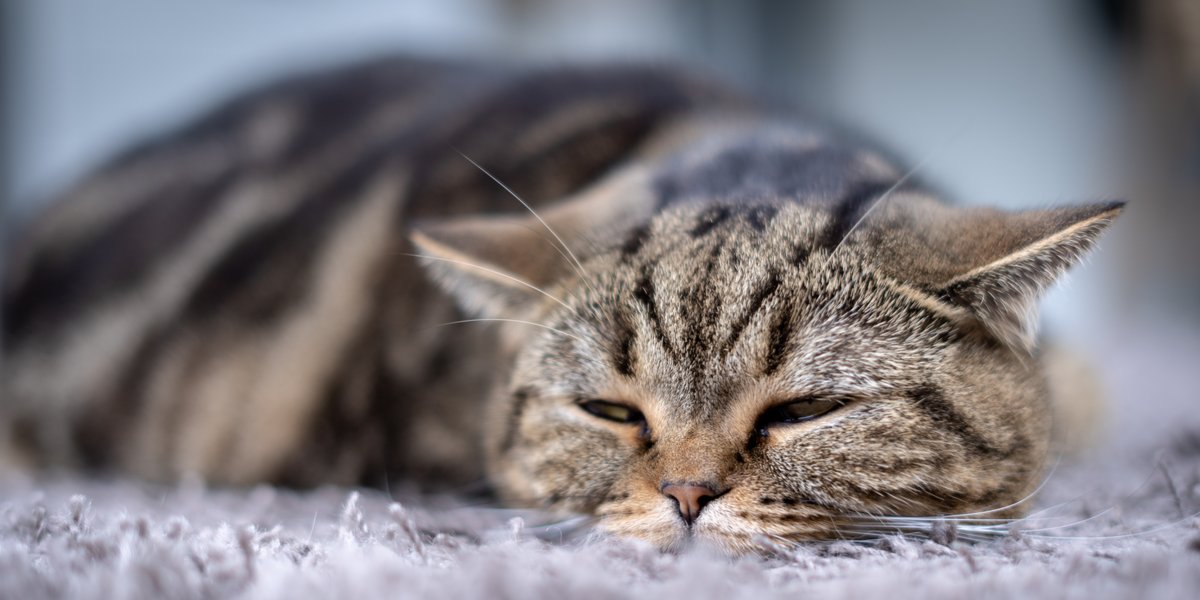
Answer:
[2,326,1199,599]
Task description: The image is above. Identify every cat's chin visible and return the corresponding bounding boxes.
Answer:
[598,523,724,554]
[598,514,821,556]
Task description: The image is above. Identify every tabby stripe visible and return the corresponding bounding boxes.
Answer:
[500,387,533,453]
[502,67,728,172]
[182,151,388,323]
[4,166,238,344]
[619,224,651,260]
[2,76,427,432]
[720,269,782,358]
[815,180,898,250]
[278,331,389,487]
[420,69,717,216]
[633,265,673,355]
[680,238,726,361]
[172,168,406,482]
[704,237,725,277]
[791,243,811,267]
[611,311,637,377]
[774,513,832,524]
[763,300,794,375]
[745,204,778,233]
[2,74,329,345]
[9,125,241,273]
[843,483,962,514]
[509,104,661,182]
[273,61,437,164]
[690,205,732,237]
[964,484,1013,511]
[907,386,1007,457]
[71,323,174,468]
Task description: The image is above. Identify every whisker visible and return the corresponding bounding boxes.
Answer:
[1157,456,1187,519]
[1019,508,1113,534]
[841,519,1011,542]
[840,458,1199,544]
[434,318,585,344]
[522,227,591,292]
[824,457,1065,540]
[1024,509,1200,541]
[457,151,598,295]
[403,252,575,311]
[1019,462,1174,533]
[828,128,965,255]
[522,515,597,532]
[306,510,318,543]
[1019,462,1146,523]
[439,497,508,510]
[852,515,1018,524]
[928,451,1065,520]
[434,319,583,343]
[753,533,799,555]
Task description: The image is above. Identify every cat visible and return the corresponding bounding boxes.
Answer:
[0,57,1121,553]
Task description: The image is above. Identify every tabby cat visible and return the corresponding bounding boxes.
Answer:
[0,57,1121,553]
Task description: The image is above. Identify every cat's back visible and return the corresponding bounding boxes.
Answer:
[0,58,744,486]
[4,58,742,343]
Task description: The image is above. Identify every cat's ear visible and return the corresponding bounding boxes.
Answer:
[870,197,1124,351]
[409,214,577,318]
[928,201,1124,351]
[409,166,654,318]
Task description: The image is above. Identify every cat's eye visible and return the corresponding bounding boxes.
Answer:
[756,397,846,430]
[577,399,645,424]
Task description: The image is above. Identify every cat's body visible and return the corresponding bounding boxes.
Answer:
[2,58,738,488]
[1,58,1120,553]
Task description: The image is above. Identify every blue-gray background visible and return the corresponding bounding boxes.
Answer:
[2,0,1196,351]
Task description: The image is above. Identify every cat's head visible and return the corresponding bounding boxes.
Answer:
[411,136,1122,553]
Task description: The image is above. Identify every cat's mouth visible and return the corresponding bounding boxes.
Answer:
[594,494,849,554]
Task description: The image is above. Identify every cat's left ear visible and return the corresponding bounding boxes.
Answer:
[409,166,654,318]
[930,201,1125,351]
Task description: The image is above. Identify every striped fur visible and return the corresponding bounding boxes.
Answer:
[2,58,740,486]
[1,58,1121,553]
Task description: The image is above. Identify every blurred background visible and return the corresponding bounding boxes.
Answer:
[1,1,1198,444]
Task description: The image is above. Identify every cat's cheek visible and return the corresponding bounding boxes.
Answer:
[502,412,640,511]
[596,510,687,550]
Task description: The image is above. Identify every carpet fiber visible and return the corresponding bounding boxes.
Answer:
[2,328,1199,599]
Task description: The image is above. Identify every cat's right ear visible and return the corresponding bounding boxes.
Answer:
[409,214,577,318]
[409,166,655,318]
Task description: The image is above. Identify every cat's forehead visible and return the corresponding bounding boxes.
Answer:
[548,201,954,417]
[635,201,824,254]
[616,200,871,271]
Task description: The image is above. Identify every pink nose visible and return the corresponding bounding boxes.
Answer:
[661,482,722,525]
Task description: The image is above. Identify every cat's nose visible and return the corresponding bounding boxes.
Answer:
[661,482,724,525]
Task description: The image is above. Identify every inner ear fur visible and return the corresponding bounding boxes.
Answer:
[409,165,655,318]
[867,196,1125,351]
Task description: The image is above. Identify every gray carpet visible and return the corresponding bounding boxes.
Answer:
[2,326,1199,599]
